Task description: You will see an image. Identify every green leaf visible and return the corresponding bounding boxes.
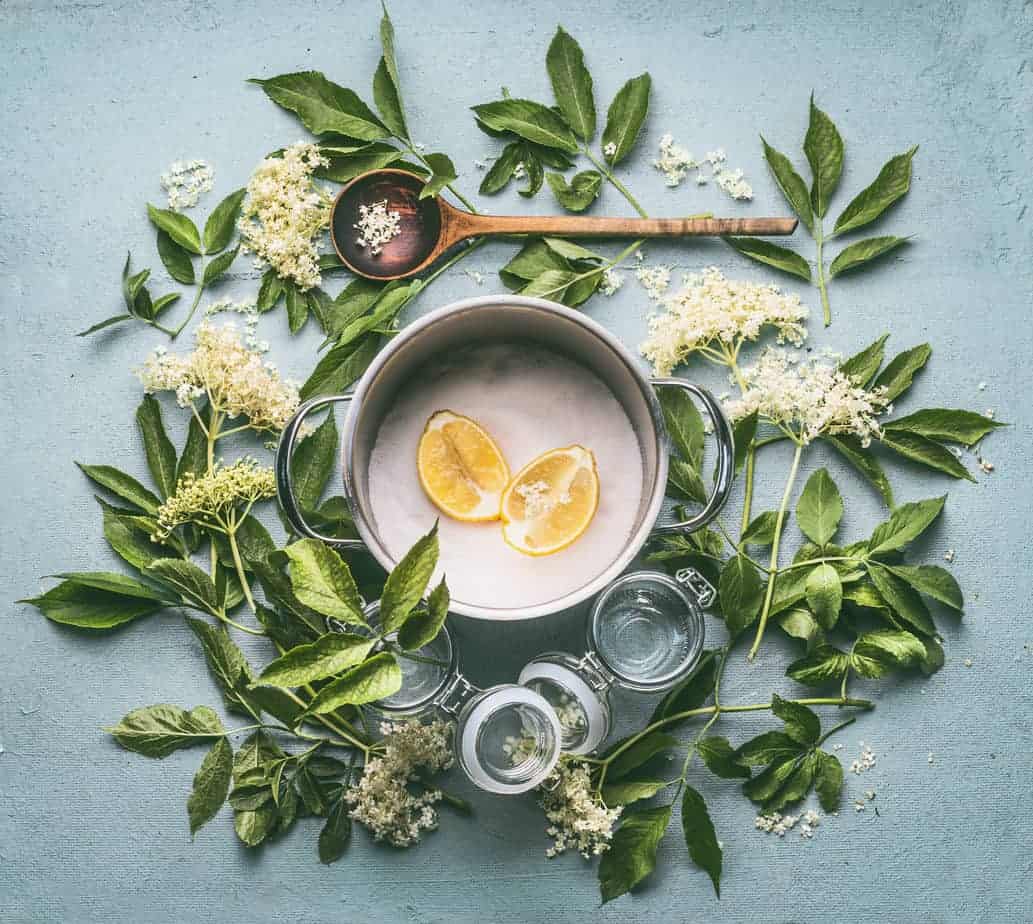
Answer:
[873,343,931,402]
[543,237,602,262]
[21,580,164,630]
[803,95,844,218]
[741,511,777,546]
[77,314,133,336]
[879,430,975,481]
[319,795,353,863]
[146,559,220,612]
[290,412,338,510]
[850,629,927,678]
[519,268,577,302]
[304,652,402,714]
[884,564,963,610]
[471,99,579,153]
[107,704,224,758]
[866,563,936,636]
[136,396,178,499]
[658,384,704,468]
[735,731,803,767]
[786,645,850,686]
[284,539,365,625]
[813,750,843,812]
[681,786,722,897]
[185,617,255,715]
[300,334,379,401]
[234,804,277,847]
[839,333,889,386]
[608,732,679,781]
[868,496,946,556]
[516,149,545,199]
[333,280,420,346]
[732,411,758,475]
[322,278,385,340]
[883,408,1005,446]
[499,239,570,282]
[201,244,239,287]
[151,292,181,319]
[478,142,524,195]
[187,737,233,835]
[313,142,402,183]
[77,462,161,513]
[829,235,908,277]
[718,554,763,637]
[45,571,173,602]
[724,237,811,280]
[598,804,671,904]
[419,152,457,200]
[795,468,843,546]
[697,736,751,780]
[920,635,946,676]
[757,754,816,812]
[256,269,285,313]
[156,230,195,284]
[397,577,450,651]
[771,693,821,746]
[99,501,173,570]
[601,779,670,807]
[760,136,813,231]
[177,407,209,485]
[546,27,596,141]
[380,523,439,632]
[373,57,407,142]
[775,606,825,651]
[203,188,246,254]
[546,169,602,212]
[648,649,718,727]
[805,563,842,629]
[601,73,651,166]
[146,204,201,254]
[834,146,918,235]
[258,633,375,687]
[249,72,388,140]
[823,434,894,506]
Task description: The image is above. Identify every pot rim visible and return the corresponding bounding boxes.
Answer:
[340,293,670,621]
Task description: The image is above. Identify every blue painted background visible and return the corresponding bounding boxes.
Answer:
[2,1,1031,921]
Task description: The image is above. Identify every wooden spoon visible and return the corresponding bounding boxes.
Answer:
[330,168,798,281]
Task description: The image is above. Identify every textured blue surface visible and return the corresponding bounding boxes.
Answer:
[2,1,1031,921]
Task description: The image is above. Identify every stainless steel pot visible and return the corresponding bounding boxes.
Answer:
[275,294,734,621]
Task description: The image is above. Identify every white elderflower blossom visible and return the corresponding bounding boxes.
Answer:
[346,719,454,848]
[153,458,276,539]
[238,142,331,290]
[603,141,617,158]
[136,321,302,433]
[204,298,268,353]
[725,348,889,446]
[640,267,808,376]
[654,133,699,186]
[160,158,214,210]
[600,267,624,296]
[635,264,671,301]
[713,166,753,201]
[354,199,402,255]
[539,761,621,859]
[653,137,752,198]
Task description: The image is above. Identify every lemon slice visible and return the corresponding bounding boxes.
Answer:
[417,411,510,521]
[501,445,599,556]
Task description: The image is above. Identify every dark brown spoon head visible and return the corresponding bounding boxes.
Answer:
[330,169,448,281]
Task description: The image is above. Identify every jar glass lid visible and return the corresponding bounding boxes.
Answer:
[518,655,611,755]
[587,570,705,692]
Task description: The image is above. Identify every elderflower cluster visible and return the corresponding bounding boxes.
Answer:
[600,267,624,296]
[346,719,454,848]
[152,458,276,538]
[238,142,331,290]
[354,199,402,255]
[539,761,622,859]
[136,321,301,432]
[653,137,753,199]
[725,348,889,446]
[160,159,213,210]
[755,808,822,838]
[205,298,268,353]
[640,267,809,375]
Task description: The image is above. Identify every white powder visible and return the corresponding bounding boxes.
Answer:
[368,344,645,610]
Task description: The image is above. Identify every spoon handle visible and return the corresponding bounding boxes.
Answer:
[454,213,798,239]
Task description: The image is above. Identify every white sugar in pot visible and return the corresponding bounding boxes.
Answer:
[275,295,734,621]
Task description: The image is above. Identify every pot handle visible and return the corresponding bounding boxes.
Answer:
[275,394,364,549]
[650,378,735,535]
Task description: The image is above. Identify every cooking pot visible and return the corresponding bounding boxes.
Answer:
[275,294,734,621]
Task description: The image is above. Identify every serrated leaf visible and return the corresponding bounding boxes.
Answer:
[546,26,595,141]
[829,235,908,277]
[813,750,843,812]
[601,73,651,166]
[397,577,450,651]
[866,563,936,636]
[680,786,722,896]
[776,606,825,651]
[151,292,181,319]
[601,779,670,807]
[321,277,385,340]
[234,803,277,847]
[499,239,570,281]
[478,142,523,195]
[786,644,850,686]
[546,169,602,211]
[598,804,671,904]
[300,335,379,401]
[177,405,209,483]
[185,616,255,715]
[648,649,718,727]
[136,395,178,499]
[77,463,161,513]
[258,633,375,687]
[741,511,777,546]
[20,580,164,630]
[822,434,894,506]
[107,704,224,758]
[333,280,419,347]
[771,693,821,745]
[732,411,758,475]
[879,430,975,481]
[803,96,844,218]
[45,571,173,602]
[147,559,220,612]
[839,333,889,386]
[314,142,403,183]
[850,628,927,677]
[304,652,402,714]
[805,563,842,629]
[380,523,439,632]
[249,72,388,140]
[608,732,679,781]
[697,736,751,780]
[188,738,233,835]
[873,343,931,402]
[319,795,353,863]
[203,188,246,254]
[373,57,407,141]
[419,152,457,200]
[516,149,544,198]
[795,467,843,546]
[868,496,946,556]
[471,99,579,153]
[156,229,195,284]
[658,384,704,469]
[883,408,1005,446]
[256,269,285,313]
[883,564,963,610]
[735,731,803,767]
[543,237,602,261]
[202,244,239,287]
[99,501,173,570]
[290,412,338,510]
[761,136,813,231]
[284,539,365,625]
[834,146,917,235]
[724,236,811,280]
[147,204,201,254]
[719,554,763,637]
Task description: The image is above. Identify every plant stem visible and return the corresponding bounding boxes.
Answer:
[171,275,206,339]
[741,445,756,532]
[280,687,372,756]
[817,716,856,746]
[206,413,220,573]
[814,219,831,327]
[226,524,257,613]
[582,147,649,218]
[778,555,859,573]
[406,145,479,214]
[748,441,804,661]
[211,608,266,636]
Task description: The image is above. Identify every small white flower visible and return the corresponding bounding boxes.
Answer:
[354,199,402,256]
[944,549,956,563]
[635,264,672,301]
[539,761,621,859]
[603,141,617,158]
[160,158,214,210]
[600,267,624,296]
